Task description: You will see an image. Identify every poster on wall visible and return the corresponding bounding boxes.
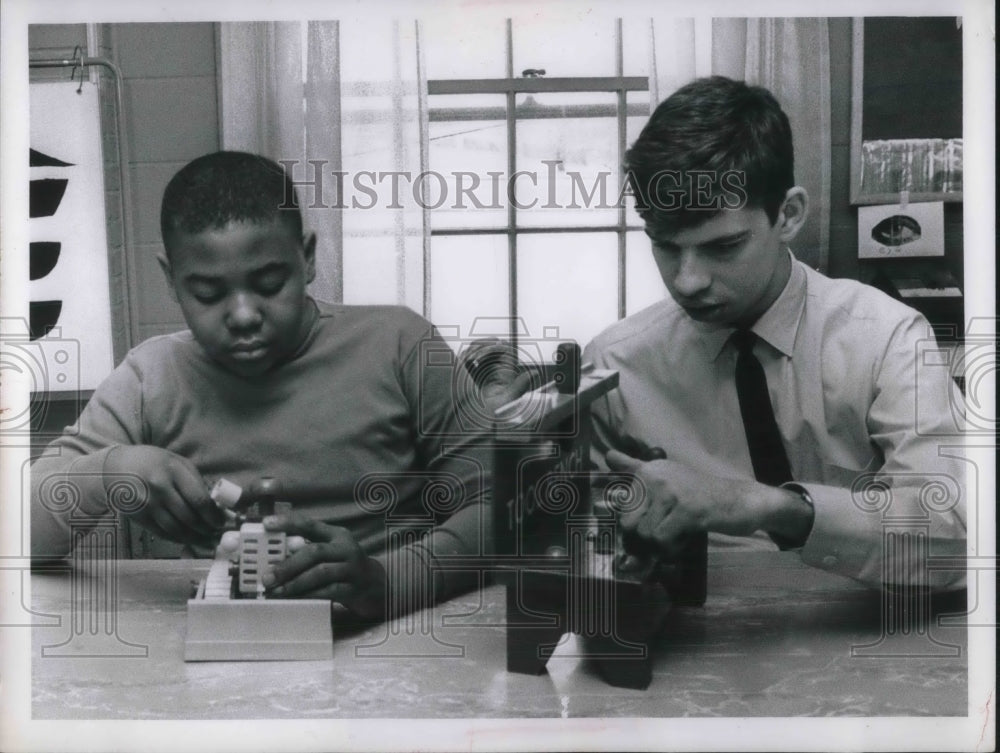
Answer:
[857,200,945,259]
[29,80,115,391]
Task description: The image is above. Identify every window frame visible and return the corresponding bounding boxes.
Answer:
[426,18,649,346]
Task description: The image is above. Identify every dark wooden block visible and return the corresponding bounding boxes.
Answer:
[490,359,706,688]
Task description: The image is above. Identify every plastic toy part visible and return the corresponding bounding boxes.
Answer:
[185,564,333,661]
[210,478,243,508]
[185,534,333,662]
[238,523,287,598]
[185,484,334,662]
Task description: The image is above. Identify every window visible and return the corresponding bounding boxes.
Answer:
[424,18,664,360]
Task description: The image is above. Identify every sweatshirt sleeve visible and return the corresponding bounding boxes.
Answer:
[371,315,494,614]
[31,353,146,559]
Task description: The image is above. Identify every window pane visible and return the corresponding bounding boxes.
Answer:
[626,231,667,316]
[622,17,653,77]
[623,94,652,223]
[514,93,619,228]
[343,234,402,305]
[340,18,420,85]
[627,92,652,143]
[516,233,618,361]
[422,16,507,80]
[429,94,508,230]
[430,234,510,348]
[512,14,616,78]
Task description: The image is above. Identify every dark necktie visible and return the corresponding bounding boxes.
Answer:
[732,330,793,487]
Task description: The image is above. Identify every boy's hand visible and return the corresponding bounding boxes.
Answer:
[103,445,224,545]
[606,449,793,555]
[261,513,387,621]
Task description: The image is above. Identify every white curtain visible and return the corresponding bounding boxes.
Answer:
[712,18,832,272]
[648,17,710,105]
[338,19,426,313]
[217,20,426,311]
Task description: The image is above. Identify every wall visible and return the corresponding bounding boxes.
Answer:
[114,23,219,343]
[826,18,964,293]
[27,24,89,75]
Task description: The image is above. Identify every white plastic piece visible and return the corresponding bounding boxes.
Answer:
[217,530,242,557]
[185,512,333,662]
[202,559,234,601]
[185,598,333,661]
[237,522,287,597]
[210,478,243,509]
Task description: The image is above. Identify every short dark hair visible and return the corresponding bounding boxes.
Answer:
[625,76,794,235]
[160,151,302,254]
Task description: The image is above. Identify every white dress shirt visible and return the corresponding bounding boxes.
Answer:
[584,255,966,589]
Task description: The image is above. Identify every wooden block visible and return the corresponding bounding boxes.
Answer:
[502,566,670,689]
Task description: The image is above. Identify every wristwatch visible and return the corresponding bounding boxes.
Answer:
[771,482,815,550]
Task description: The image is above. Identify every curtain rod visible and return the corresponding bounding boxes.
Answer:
[28,53,138,354]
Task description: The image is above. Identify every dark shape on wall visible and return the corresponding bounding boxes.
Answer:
[30,242,62,280]
[862,17,963,141]
[30,148,74,167]
[29,300,63,341]
[30,179,69,218]
[872,215,922,247]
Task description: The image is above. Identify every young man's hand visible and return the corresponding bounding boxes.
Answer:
[261,513,387,620]
[479,370,534,413]
[605,450,813,555]
[103,445,225,545]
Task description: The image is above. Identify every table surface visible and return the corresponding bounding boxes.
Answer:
[30,551,967,719]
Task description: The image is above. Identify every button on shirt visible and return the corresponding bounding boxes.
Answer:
[584,255,966,589]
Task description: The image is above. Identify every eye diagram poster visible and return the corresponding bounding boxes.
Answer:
[29,81,115,391]
[857,200,945,259]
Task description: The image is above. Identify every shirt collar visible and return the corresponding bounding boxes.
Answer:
[698,251,807,361]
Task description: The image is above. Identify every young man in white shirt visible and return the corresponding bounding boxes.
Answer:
[587,76,966,590]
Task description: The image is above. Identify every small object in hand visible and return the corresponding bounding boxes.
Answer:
[553,342,581,395]
[253,476,279,518]
[210,478,243,509]
[217,530,241,556]
[618,436,667,462]
[642,446,667,461]
[615,553,646,573]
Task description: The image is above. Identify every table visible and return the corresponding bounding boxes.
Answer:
[30,552,967,719]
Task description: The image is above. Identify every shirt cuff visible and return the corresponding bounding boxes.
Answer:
[795,480,968,591]
[794,481,883,584]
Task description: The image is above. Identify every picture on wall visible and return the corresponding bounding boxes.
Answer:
[850,17,963,204]
[858,200,945,260]
[29,80,115,391]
